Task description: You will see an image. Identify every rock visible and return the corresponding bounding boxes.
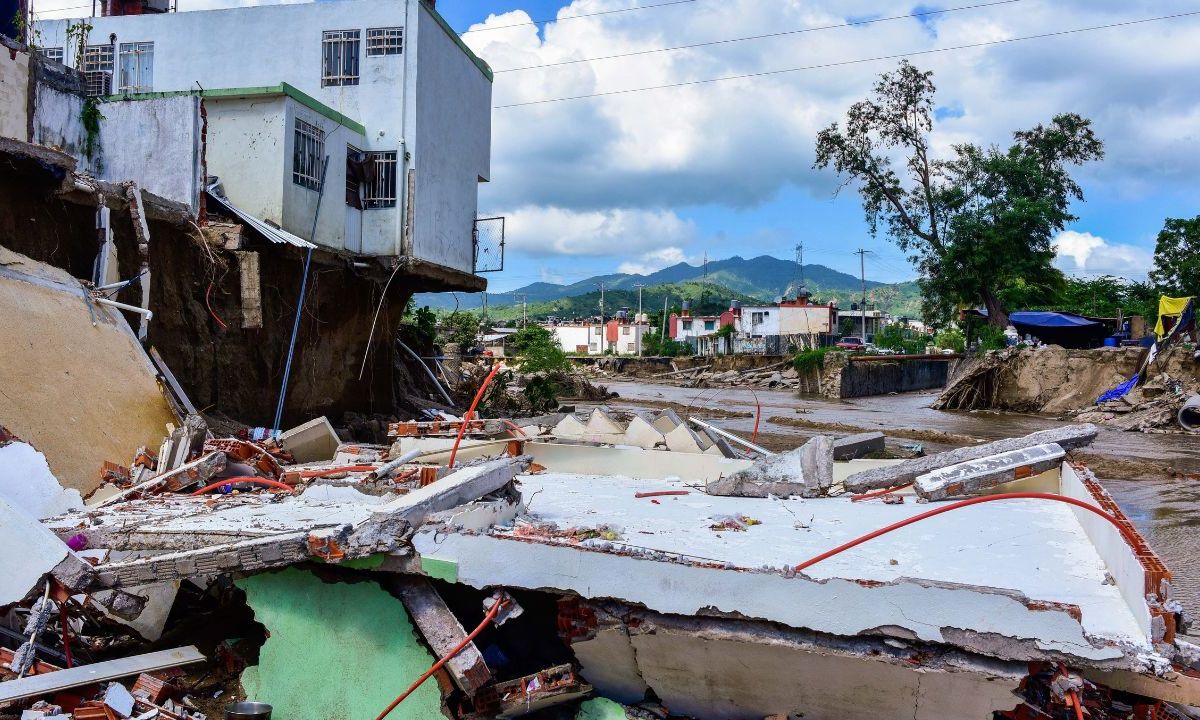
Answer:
[707,436,834,498]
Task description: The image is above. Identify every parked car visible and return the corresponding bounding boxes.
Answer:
[836,336,865,350]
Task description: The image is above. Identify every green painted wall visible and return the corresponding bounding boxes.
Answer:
[238,568,441,720]
[577,698,629,720]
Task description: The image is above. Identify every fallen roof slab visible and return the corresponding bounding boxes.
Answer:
[844,424,1099,493]
[415,466,1157,669]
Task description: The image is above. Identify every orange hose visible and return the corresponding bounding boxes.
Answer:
[447,362,502,468]
[850,482,914,502]
[1069,689,1085,720]
[205,282,227,331]
[375,599,503,720]
[502,419,528,438]
[794,492,1138,573]
[751,396,762,444]
[189,477,295,496]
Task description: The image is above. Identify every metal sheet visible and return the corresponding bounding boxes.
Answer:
[0,646,205,702]
[204,190,316,249]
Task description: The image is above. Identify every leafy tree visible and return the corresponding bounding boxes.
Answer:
[442,310,479,348]
[934,327,965,353]
[510,325,569,373]
[1149,216,1200,295]
[401,303,437,348]
[814,61,1103,327]
[642,331,692,357]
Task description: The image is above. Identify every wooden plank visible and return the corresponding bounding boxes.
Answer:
[0,646,205,703]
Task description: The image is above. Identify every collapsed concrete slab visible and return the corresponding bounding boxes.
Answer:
[844,424,1099,493]
[707,435,833,498]
[831,431,886,461]
[914,443,1066,500]
[388,575,491,695]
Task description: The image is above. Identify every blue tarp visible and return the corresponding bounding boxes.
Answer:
[1008,311,1102,328]
[1097,374,1139,404]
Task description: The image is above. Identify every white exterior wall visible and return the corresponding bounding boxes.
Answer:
[95,96,203,212]
[37,0,492,269]
[205,95,287,226]
[735,306,780,337]
[31,83,84,153]
[411,3,491,273]
[612,323,649,355]
[779,305,834,335]
[551,325,595,355]
[674,316,719,341]
[0,43,30,140]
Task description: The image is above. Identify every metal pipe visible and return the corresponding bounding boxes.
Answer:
[1179,394,1200,432]
[397,339,455,407]
[93,297,153,319]
[367,449,423,481]
[687,417,775,456]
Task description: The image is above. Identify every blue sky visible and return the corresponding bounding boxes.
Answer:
[439,0,1200,293]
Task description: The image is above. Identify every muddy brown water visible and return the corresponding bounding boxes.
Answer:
[586,380,1200,612]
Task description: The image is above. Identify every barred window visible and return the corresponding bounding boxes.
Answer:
[42,47,64,63]
[363,151,397,208]
[82,44,114,96]
[321,30,360,86]
[366,27,403,56]
[292,118,325,190]
[117,42,154,93]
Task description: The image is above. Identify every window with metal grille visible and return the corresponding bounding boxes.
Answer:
[366,27,403,56]
[321,30,360,86]
[362,151,397,208]
[117,42,153,93]
[292,118,325,190]
[42,47,64,63]
[82,44,114,96]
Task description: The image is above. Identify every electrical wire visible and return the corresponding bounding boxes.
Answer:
[494,0,1023,73]
[375,599,505,720]
[461,0,695,34]
[793,492,1138,573]
[205,282,227,330]
[496,10,1200,108]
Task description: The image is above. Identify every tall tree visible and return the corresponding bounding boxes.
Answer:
[1149,216,1200,295]
[814,61,1103,326]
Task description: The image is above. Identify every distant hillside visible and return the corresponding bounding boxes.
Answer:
[482,281,761,323]
[415,255,889,311]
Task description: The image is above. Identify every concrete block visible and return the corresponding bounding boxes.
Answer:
[844,424,1099,493]
[663,424,706,454]
[277,416,340,464]
[621,415,665,450]
[708,435,833,498]
[914,443,1066,500]
[584,409,626,443]
[832,432,886,461]
[552,414,588,440]
[389,575,491,695]
[651,408,684,434]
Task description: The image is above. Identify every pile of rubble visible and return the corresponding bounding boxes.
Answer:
[580,361,810,391]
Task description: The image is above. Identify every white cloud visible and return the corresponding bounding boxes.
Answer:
[501,205,695,257]
[1053,231,1153,278]
[617,246,689,275]
[462,0,1200,215]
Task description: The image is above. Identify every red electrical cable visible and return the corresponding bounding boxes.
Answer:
[298,464,377,478]
[59,603,73,669]
[1068,689,1085,720]
[502,419,528,438]
[751,394,762,444]
[189,477,295,496]
[205,282,227,330]
[376,599,504,720]
[447,362,503,468]
[850,482,914,502]
[794,492,1139,573]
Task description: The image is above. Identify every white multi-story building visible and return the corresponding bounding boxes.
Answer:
[37,0,494,288]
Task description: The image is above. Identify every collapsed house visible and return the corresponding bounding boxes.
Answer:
[3,367,1199,720]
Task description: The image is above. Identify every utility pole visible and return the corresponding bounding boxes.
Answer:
[596,282,606,352]
[634,283,646,356]
[481,292,488,325]
[512,293,527,328]
[795,242,805,293]
[661,295,669,351]
[854,248,869,341]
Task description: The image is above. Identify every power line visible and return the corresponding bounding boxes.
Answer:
[494,0,1022,73]
[496,10,1200,108]
[461,0,695,35]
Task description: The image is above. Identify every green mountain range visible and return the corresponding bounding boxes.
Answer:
[415,254,923,321]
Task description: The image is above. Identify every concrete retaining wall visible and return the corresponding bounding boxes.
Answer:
[837,359,952,398]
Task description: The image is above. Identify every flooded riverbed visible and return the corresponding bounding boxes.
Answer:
[588,380,1200,612]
